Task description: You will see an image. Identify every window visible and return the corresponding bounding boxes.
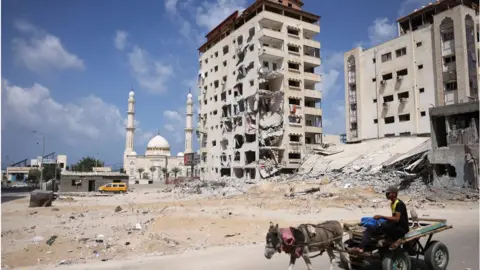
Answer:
[71,180,81,186]
[442,32,454,41]
[395,47,407,57]
[381,52,392,62]
[263,61,269,68]
[418,64,423,69]
[374,119,378,124]
[396,69,408,76]
[443,55,456,65]
[287,28,299,36]
[420,111,426,116]
[248,27,255,38]
[223,60,227,67]
[372,58,376,63]
[214,95,218,102]
[214,66,218,72]
[384,116,395,124]
[398,114,410,122]
[416,42,422,47]
[214,80,219,88]
[214,51,218,58]
[223,45,229,55]
[272,63,278,70]
[222,76,227,83]
[288,62,300,70]
[249,80,254,86]
[288,45,300,53]
[397,91,409,99]
[419,88,425,93]
[249,44,254,51]
[237,35,243,45]
[205,59,208,64]
[373,99,377,103]
[288,3,292,7]
[212,140,216,146]
[288,80,300,87]
[445,81,457,91]
[382,73,393,80]
[383,95,394,102]
[372,78,376,82]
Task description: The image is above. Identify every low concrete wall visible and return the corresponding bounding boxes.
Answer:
[60,175,129,192]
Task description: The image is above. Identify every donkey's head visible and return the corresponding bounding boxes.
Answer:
[264,221,281,259]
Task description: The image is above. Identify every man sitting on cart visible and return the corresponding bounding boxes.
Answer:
[352,185,409,253]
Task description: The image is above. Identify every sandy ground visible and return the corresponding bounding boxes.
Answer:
[1,182,478,269]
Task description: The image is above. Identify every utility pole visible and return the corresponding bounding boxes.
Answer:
[33,131,45,189]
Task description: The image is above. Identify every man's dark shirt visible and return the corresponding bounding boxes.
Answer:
[392,199,409,232]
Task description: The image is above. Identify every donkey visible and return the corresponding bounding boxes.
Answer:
[264,221,351,270]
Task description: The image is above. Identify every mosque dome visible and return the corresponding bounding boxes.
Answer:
[145,134,171,156]
[129,91,135,97]
[177,152,184,157]
[187,93,193,99]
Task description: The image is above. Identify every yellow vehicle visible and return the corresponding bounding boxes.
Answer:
[98,182,127,193]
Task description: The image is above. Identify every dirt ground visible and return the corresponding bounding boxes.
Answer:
[1,182,477,269]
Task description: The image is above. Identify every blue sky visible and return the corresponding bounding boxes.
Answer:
[1,0,431,168]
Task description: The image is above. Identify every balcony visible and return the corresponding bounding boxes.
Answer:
[303,38,320,49]
[259,46,284,60]
[304,55,321,66]
[303,22,320,35]
[259,27,284,41]
[304,72,321,83]
[303,107,322,116]
[442,40,455,56]
[443,70,457,82]
[305,126,322,133]
[304,89,321,99]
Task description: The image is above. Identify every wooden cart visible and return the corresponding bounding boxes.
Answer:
[343,218,452,270]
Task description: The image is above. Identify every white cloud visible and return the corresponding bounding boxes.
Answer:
[368,18,397,47]
[12,21,85,73]
[164,124,176,131]
[114,30,128,51]
[163,110,182,121]
[127,45,174,94]
[195,0,247,30]
[316,52,344,98]
[1,79,154,162]
[165,0,179,14]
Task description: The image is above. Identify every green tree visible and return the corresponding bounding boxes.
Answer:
[72,157,104,172]
[149,166,156,180]
[137,168,144,179]
[119,168,125,173]
[27,169,41,183]
[42,165,61,180]
[171,167,181,178]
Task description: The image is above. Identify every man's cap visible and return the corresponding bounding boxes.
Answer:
[385,186,399,193]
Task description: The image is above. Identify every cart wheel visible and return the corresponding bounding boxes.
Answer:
[424,241,449,270]
[381,249,411,270]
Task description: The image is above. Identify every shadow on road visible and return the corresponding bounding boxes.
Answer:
[350,257,431,270]
[1,187,31,203]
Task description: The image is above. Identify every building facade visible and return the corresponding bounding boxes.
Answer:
[344,0,479,143]
[122,90,196,181]
[196,0,322,181]
[60,171,129,193]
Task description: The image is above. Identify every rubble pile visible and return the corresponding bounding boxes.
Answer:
[172,176,258,198]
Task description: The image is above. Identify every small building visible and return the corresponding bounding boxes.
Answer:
[60,171,129,192]
[428,101,479,189]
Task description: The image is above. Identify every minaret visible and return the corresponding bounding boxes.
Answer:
[184,90,193,154]
[125,90,136,155]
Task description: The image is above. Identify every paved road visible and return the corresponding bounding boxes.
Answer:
[35,218,478,270]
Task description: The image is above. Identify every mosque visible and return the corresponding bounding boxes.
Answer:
[122,90,196,181]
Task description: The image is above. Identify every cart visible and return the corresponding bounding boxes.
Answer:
[343,218,452,270]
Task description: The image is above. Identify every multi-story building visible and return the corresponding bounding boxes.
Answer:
[196,0,322,181]
[344,0,479,143]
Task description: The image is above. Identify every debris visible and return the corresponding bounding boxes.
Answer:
[56,259,74,266]
[46,235,57,246]
[32,236,44,243]
[29,190,56,207]
[135,223,142,230]
[114,206,122,212]
[95,234,105,243]
[225,233,241,238]
[125,242,130,245]
[51,208,60,211]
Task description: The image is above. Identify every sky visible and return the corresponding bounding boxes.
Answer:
[0,0,433,168]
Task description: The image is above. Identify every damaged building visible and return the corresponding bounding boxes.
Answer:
[343,0,479,142]
[196,0,322,181]
[429,101,479,189]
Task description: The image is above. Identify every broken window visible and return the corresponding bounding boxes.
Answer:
[421,111,426,116]
[288,153,301,159]
[214,95,218,102]
[288,45,300,53]
[288,80,300,88]
[418,64,423,69]
[419,88,425,93]
[399,114,410,122]
[381,52,392,62]
[395,47,407,57]
[234,151,240,161]
[245,133,256,143]
[212,140,217,146]
[249,80,254,87]
[445,81,457,91]
[245,151,256,164]
[287,28,299,36]
[443,55,456,65]
[384,116,395,124]
[213,110,218,115]
[382,73,393,80]
[238,100,245,112]
[288,115,301,124]
[223,45,229,55]
[234,134,244,149]
[397,69,408,77]
[397,91,409,100]
[288,98,301,105]
[416,42,422,47]
[215,51,218,58]
[248,27,255,39]
[289,134,301,142]
[214,80,219,88]
[237,35,243,46]
[383,95,394,102]
[288,62,300,70]
[221,92,227,101]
